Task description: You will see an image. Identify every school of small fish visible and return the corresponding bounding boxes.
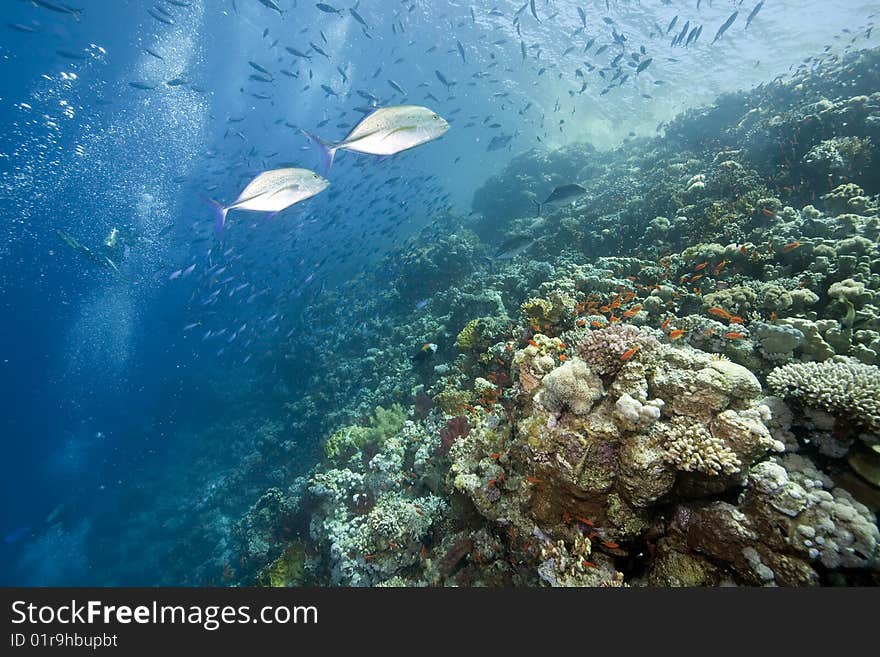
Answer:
[14,0,876,370]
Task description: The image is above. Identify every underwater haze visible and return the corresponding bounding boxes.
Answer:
[1,0,879,586]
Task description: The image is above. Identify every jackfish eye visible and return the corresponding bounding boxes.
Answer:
[432,114,439,120]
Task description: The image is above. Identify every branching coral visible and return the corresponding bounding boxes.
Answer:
[661,419,742,476]
[767,358,880,431]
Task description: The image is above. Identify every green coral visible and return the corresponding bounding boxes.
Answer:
[324,425,372,460]
[822,183,877,215]
[324,404,406,460]
[455,315,508,353]
[257,542,308,587]
[521,290,574,327]
[456,318,483,350]
[371,404,406,438]
[434,387,473,415]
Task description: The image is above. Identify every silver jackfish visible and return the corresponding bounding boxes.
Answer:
[209,168,328,234]
[303,105,449,173]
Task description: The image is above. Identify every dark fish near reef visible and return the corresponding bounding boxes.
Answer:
[534,183,587,214]
[493,234,536,260]
[411,342,438,362]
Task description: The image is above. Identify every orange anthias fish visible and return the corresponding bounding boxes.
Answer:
[622,304,642,318]
[694,262,708,271]
[660,316,672,331]
[668,329,686,340]
[729,316,744,324]
[782,241,802,252]
[707,306,733,321]
[725,331,746,340]
[620,344,641,361]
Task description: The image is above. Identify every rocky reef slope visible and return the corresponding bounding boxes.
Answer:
[232,48,880,587]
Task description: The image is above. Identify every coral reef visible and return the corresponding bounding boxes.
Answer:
[225,47,880,588]
[768,359,880,432]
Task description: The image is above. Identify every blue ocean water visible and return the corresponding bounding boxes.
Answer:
[0,0,877,586]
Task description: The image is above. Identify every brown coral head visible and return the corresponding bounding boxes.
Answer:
[438,537,474,577]
[519,368,541,392]
[414,391,433,419]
